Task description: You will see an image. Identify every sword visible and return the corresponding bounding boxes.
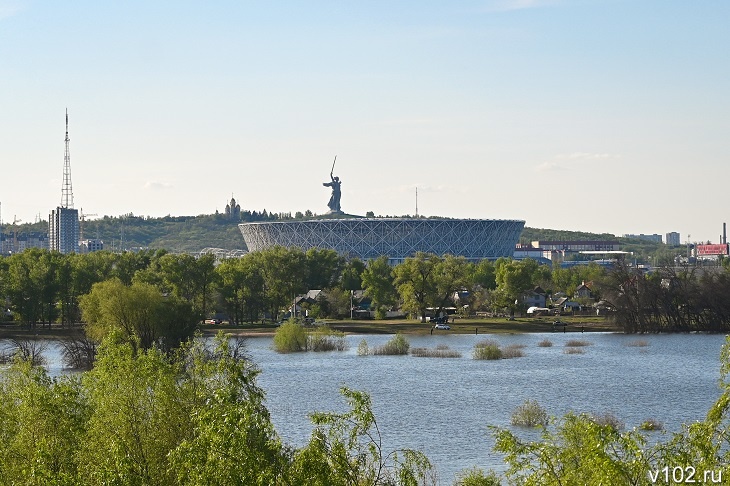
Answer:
[330,155,337,178]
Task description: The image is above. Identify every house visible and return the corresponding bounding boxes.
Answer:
[522,286,547,308]
[574,282,593,299]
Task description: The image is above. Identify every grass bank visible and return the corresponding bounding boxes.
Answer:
[0,315,619,341]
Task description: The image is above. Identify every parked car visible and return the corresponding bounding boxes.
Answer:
[434,323,451,330]
[204,318,222,325]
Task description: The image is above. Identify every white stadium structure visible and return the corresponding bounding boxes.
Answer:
[238,217,524,263]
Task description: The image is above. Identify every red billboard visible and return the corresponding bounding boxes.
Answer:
[696,244,729,256]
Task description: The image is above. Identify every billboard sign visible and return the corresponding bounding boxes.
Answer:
[696,244,729,256]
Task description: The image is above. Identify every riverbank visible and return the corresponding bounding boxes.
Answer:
[0,316,620,340]
[203,315,620,337]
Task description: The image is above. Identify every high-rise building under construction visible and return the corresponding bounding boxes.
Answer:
[49,110,79,254]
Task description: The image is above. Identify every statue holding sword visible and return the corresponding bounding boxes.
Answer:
[323,156,342,212]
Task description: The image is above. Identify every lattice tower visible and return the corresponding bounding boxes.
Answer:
[61,109,74,208]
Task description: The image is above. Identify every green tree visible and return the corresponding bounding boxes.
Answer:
[252,246,307,321]
[493,258,539,315]
[0,359,88,484]
[340,258,365,291]
[305,248,345,290]
[215,255,265,324]
[362,255,397,319]
[168,334,289,485]
[4,249,59,328]
[432,255,471,317]
[394,252,440,322]
[79,279,197,351]
[136,253,217,320]
[290,387,436,485]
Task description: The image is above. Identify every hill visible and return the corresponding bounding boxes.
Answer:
[6,212,668,260]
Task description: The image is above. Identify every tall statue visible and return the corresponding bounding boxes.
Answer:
[323,156,342,212]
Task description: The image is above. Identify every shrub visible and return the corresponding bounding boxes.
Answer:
[473,339,502,360]
[357,339,369,356]
[307,326,348,352]
[410,346,462,358]
[372,333,410,355]
[639,418,664,431]
[565,339,591,347]
[511,399,549,427]
[591,412,624,430]
[454,466,502,485]
[501,344,525,359]
[5,339,48,366]
[537,339,553,347]
[273,319,308,353]
[61,335,98,370]
[563,347,585,355]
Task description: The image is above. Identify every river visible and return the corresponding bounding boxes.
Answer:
[12,332,727,484]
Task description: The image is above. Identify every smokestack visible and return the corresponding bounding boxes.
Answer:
[724,223,727,245]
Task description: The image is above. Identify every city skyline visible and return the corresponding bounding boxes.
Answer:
[1,1,728,243]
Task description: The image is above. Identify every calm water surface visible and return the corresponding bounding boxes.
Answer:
[247,332,726,484]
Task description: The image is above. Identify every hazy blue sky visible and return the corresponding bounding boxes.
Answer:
[1,0,728,243]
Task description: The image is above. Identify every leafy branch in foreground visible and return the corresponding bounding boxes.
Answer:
[291,387,437,485]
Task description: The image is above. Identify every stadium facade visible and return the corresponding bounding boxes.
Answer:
[238,218,525,263]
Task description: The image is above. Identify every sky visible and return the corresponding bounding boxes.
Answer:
[1,0,728,243]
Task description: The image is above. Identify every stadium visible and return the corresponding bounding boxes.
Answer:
[238,217,525,263]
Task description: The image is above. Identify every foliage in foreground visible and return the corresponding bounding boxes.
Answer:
[0,332,433,485]
[491,336,730,484]
[9,333,730,484]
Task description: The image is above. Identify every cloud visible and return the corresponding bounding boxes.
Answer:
[535,152,621,172]
[144,181,173,190]
[555,152,618,160]
[535,161,568,172]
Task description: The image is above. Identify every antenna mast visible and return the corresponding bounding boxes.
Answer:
[415,187,418,217]
[61,109,74,208]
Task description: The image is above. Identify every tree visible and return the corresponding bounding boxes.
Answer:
[361,255,397,319]
[79,279,197,351]
[305,248,344,290]
[290,387,436,485]
[136,253,217,320]
[0,360,88,483]
[4,249,59,328]
[494,258,539,315]
[215,255,265,324]
[340,258,365,292]
[252,247,307,321]
[168,334,289,485]
[432,255,471,317]
[394,252,440,322]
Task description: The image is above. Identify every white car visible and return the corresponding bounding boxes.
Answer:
[434,323,451,330]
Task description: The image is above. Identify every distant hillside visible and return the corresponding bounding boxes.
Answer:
[6,213,667,259]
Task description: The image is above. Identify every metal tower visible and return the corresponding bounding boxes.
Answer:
[61,108,74,208]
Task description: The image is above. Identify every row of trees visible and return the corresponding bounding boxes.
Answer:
[8,246,730,334]
[600,262,730,333]
[1,248,608,329]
